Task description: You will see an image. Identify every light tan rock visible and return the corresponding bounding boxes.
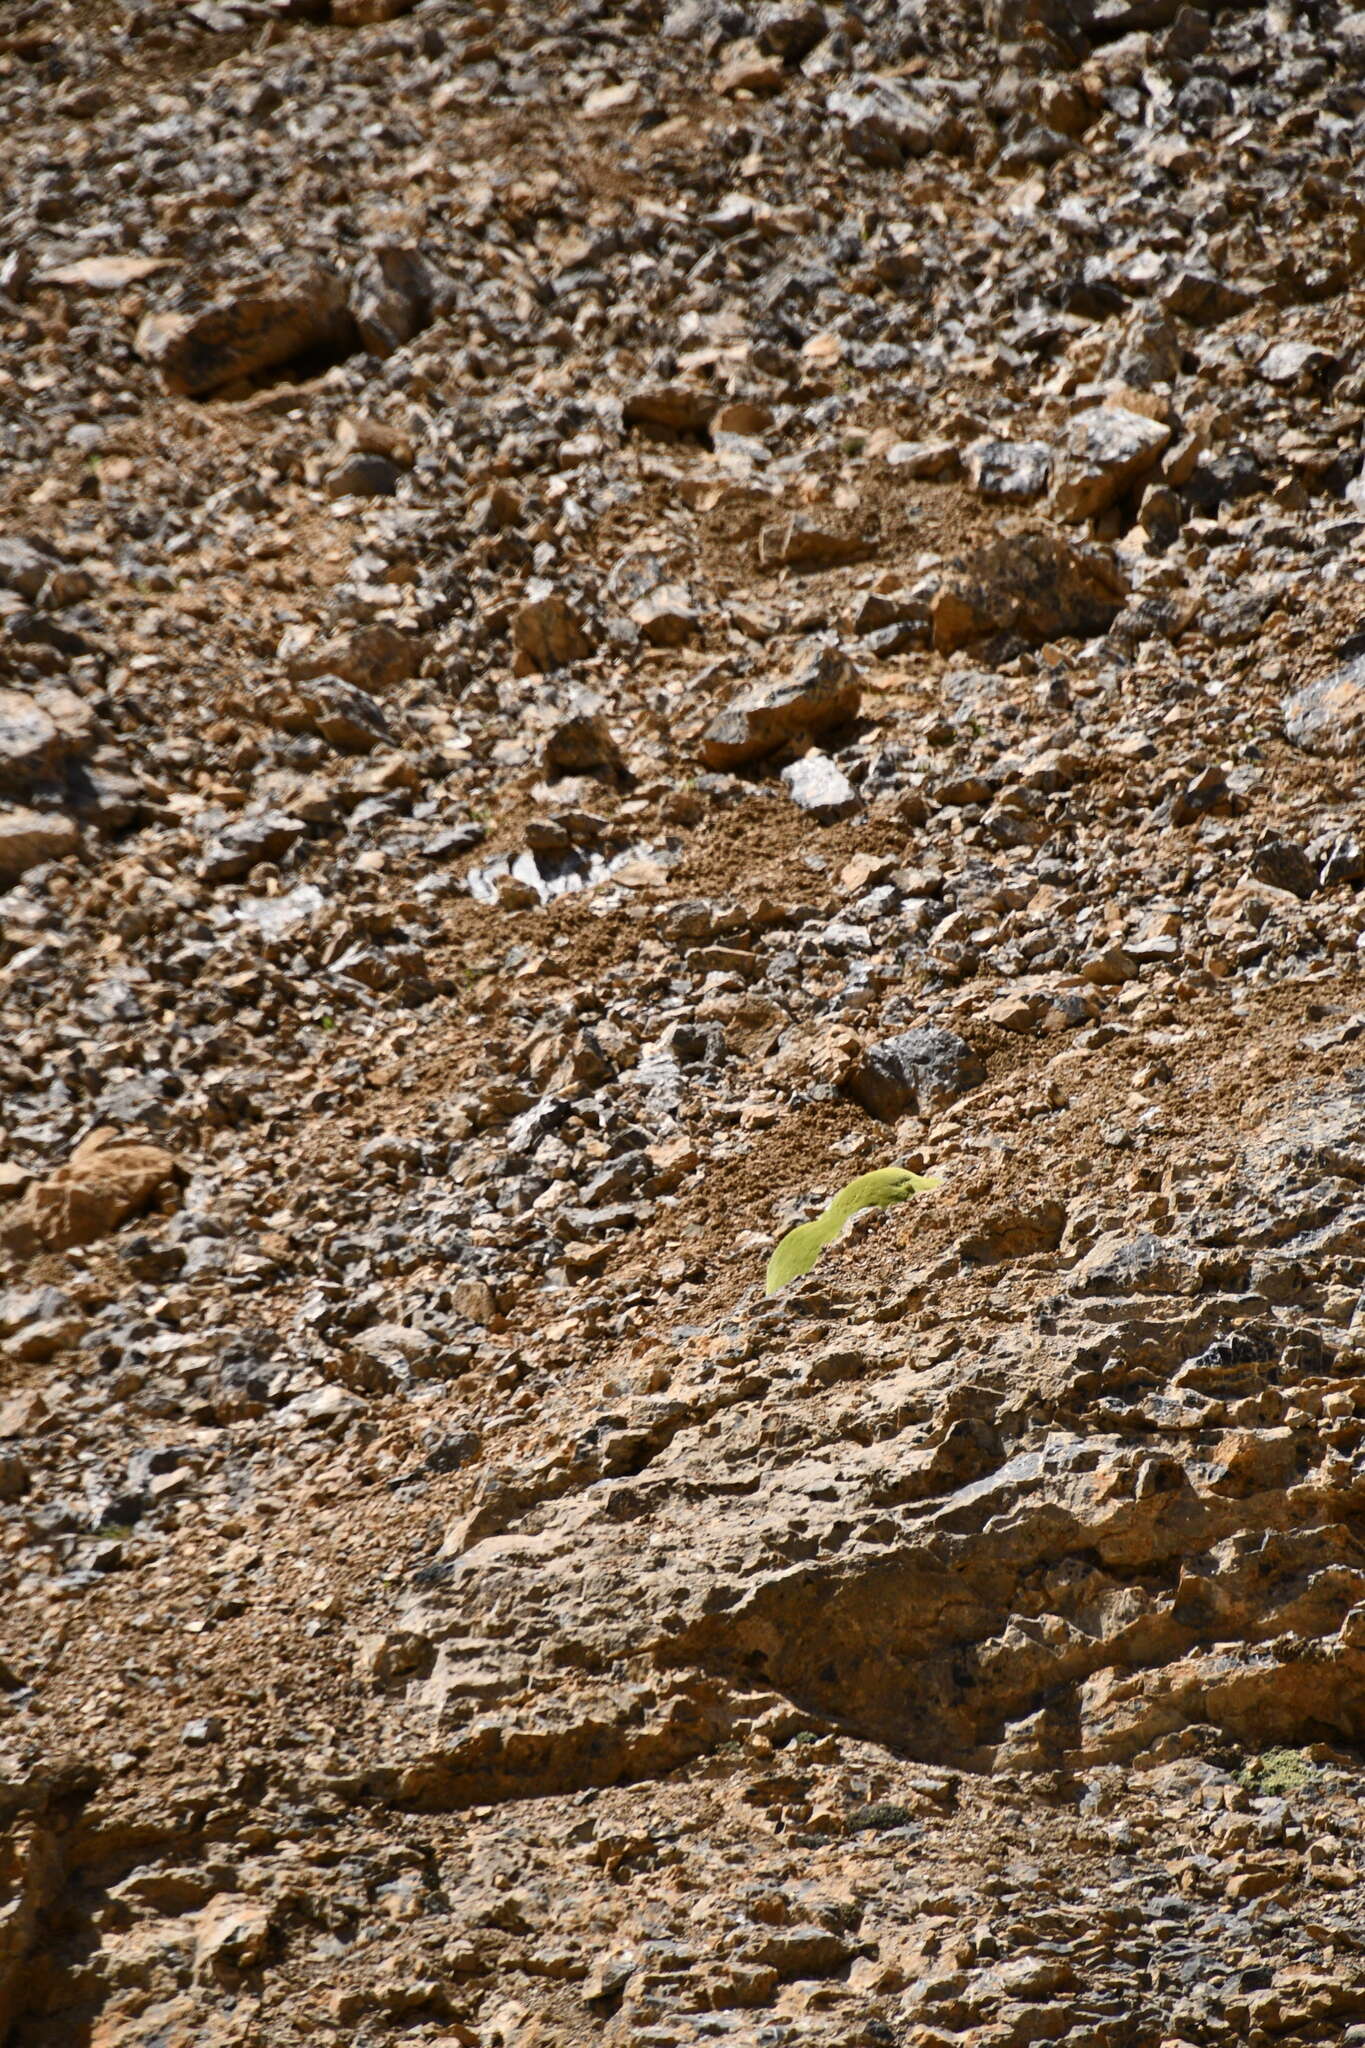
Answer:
[0,806,79,883]
[1,1129,182,1258]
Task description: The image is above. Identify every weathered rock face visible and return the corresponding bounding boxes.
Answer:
[700,642,861,767]
[1283,656,1365,757]
[368,1081,1365,1806]
[12,0,1365,2039]
[930,528,1126,651]
[135,266,353,395]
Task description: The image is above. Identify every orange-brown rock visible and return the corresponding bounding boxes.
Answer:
[1,1130,182,1258]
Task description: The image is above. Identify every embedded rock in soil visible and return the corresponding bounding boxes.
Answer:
[0,1131,181,1258]
[847,1025,987,1121]
[700,642,861,768]
[135,264,353,396]
[930,527,1126,652]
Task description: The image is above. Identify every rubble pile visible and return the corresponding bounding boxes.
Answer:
[2,0,1365,2041]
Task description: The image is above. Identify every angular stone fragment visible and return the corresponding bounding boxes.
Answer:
[1259,340,1336,388]
[930,528,1126,652]
[0,805,79,883]
[0,538,55,600]
[1160,267,1252,325]
[1080,945,1138,985]
[1053,407,1171,521]
[715,49,787,95]
[622,385,716,439]
[136,268,352,396]
[543,710,624,778]
[513,582,594,672]
[1283,657,1365,758]
[780,753,858,820]
[965,438,1052,503]
[757,1,828,59]
[0,690,65,793]
[349,244,432,357]
[885,439,961,478]
[201,810,306,882]
[848,1025,986,1122]
[1249,838,1317,900]
[0,1129,182,1258]
[295,678,390,753]
[324,452,399,499]
[289,622,420,692]
[828,78,957,165]
[631,584,699,647]
[700,642,861,769]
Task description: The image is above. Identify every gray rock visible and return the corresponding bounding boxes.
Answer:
[1283,658,1365,758]
[780,753,858,820]
[965,438,1052,503]
[200,811,306,883]
[848,1025,986,1122]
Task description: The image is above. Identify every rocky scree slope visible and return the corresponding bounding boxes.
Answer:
[4,0,1365,2042]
